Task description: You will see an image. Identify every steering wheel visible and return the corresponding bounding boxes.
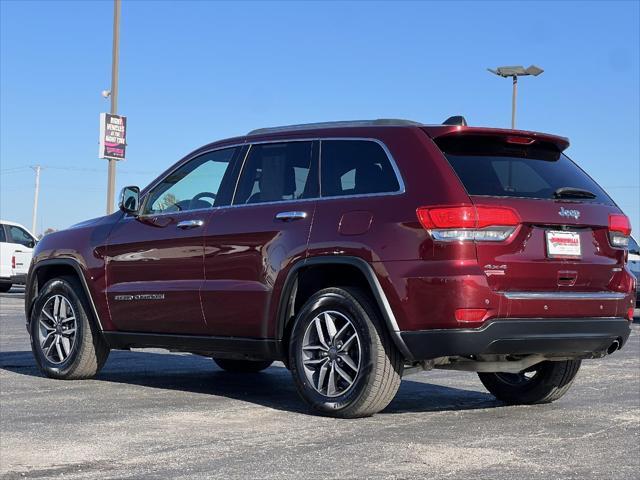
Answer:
[189,191,217,210]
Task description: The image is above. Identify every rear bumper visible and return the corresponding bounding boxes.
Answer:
[379,259,636,331]
[10,273,27,285]
[400,317,632,360]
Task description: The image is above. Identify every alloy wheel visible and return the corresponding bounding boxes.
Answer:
[301,310,361,397]
[37,294,77,364]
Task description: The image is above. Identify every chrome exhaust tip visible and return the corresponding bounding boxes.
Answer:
[607,339,621,355]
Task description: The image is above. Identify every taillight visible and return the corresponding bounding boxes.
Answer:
[608,213,631,248]
[455,308,488,323]
[11,255,16,269]
[416,205,520,242]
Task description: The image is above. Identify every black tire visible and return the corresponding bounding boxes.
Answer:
[29,276,110,379]
[213,358,273,373]
[289,287,403,418]
[0,283,11,293]
[478,359,581,404]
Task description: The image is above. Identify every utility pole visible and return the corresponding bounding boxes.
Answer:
[31,165,41,235]
[105,0,121,214]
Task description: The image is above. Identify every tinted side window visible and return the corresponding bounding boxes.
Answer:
[233,141,317,205]
[0,225,6,243]
[8,226,35,248]
[321,140,400,197]
[144,147,237,214]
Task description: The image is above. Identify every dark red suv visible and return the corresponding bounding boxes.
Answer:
[25,118,636,417]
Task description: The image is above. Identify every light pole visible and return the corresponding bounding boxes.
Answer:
[487,65,543,129]
[31,165,41,235]
[105,0,121,214]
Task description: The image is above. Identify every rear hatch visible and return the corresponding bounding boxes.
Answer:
[431,131,631,317]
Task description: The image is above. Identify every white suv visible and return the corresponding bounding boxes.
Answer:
[628,237,640,309]
[0,220,37,292]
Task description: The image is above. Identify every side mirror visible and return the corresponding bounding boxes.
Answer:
[119,186,140,215]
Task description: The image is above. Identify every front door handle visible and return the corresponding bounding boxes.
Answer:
[275,211,308,222]
[177,219,204,229]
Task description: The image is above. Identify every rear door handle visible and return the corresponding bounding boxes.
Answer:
[176,219,204,229]
[275,211,308,222]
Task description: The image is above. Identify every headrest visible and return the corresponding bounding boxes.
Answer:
[258,159,297,201]
[354,163,384,194]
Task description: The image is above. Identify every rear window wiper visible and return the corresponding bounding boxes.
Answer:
[554,187,597,199]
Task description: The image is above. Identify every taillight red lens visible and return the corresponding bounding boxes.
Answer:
[455,308,488,323]
[11,256,16,269]
[416,205,520,229]
[416,206,476,229]
[609,214,631,236]
[627,308,635,321]
[475,206,520,228]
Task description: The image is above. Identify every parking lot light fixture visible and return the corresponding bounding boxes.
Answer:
[487,65,544,129]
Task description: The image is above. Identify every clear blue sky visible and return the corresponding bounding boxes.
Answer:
[1,1,638,235]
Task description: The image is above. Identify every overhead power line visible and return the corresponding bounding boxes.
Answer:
[1,165,155,175]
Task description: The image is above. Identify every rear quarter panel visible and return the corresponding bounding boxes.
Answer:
[306,127,474,331]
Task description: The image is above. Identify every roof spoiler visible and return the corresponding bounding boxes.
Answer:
[442,115,467,126]
[427,127,570,151]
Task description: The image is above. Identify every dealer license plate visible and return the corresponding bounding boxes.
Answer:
[546,230,581,258]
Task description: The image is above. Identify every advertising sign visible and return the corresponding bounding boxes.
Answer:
[99,113,127,160]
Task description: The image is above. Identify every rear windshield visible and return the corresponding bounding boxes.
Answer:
[436,135,613,205]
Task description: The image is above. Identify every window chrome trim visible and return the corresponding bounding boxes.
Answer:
[230,144,252,206]
[136,136,406,218]
[501,291,627,301]
[123,205,216,221]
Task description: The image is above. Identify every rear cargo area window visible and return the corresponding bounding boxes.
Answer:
[321,140,400,197]
[436,135,613,204]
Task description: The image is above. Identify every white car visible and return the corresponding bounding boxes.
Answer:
[628,236,640,308]
[0,220,37,292]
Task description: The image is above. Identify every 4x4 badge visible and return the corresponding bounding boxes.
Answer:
[559,207,580,220]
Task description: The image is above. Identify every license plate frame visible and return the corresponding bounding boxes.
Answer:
[546,230,582,259]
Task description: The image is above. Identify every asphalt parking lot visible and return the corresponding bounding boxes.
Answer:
[1,288,639,479]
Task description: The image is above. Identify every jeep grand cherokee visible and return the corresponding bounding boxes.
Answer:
[25,118,636,417]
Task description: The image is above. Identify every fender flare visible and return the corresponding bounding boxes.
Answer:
[26,258,105,331]
[275,256,413,360]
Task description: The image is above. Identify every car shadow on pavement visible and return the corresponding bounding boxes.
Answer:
[0,349,502,415]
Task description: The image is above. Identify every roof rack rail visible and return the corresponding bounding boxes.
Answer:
[247,119,423,136]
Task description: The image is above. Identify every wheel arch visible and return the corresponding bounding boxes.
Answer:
[275,256,412,361]
[26,258,104,331]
